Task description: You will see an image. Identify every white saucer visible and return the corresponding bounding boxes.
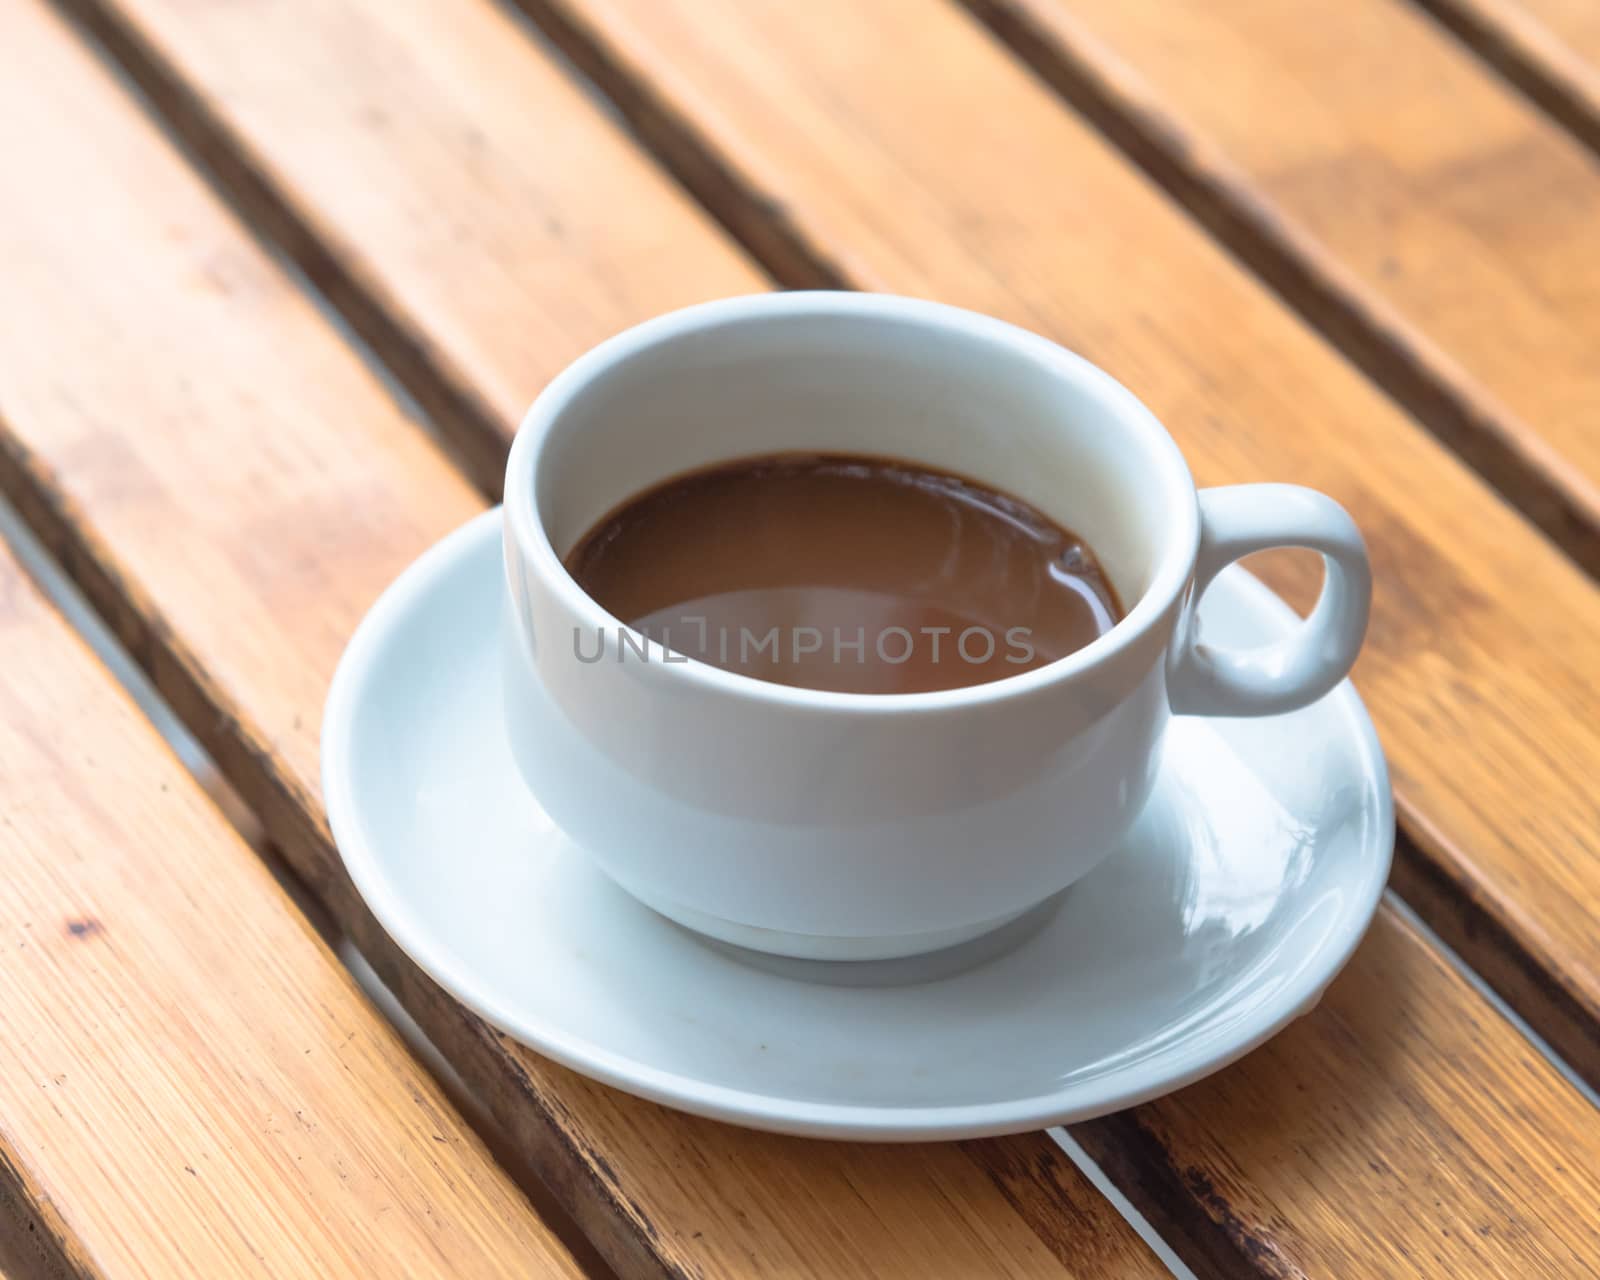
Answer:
[323,510,1392,1140]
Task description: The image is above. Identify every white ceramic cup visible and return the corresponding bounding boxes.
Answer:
[501,293,1370,961]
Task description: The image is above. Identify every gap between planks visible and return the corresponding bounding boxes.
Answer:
[1411,0,1600,161]
[954,0,1600,582]
[0,504,621,1280]
[0,457,668,1267]
[0,1146,90,1280]
[46,0,515,502]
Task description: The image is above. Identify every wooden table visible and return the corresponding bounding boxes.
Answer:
[2,0,1598,1274]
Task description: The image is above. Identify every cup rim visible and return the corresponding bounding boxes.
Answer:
[504,291,1200,713]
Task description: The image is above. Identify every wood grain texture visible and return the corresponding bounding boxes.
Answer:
[50,0,763,498]
[1076,911,1600,1277]
[0,4,1160,1277]
[1415,0,1600,160]
[962,0,1600,579]
[0,523,583,1277]
[50,0,1600,1270]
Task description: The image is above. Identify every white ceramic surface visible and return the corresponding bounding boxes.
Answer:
[501,292,1372,959]
[323,510,1393,1140]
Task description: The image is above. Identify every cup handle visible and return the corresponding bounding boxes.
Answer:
[1167,484,1371,717]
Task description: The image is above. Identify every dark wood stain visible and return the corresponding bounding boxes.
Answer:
[963,1134,1177,1275]
[1389,819,1600,1086]
[0,1143,99,1280]
[63,919,102,939]
[1072,1111,1303,1280]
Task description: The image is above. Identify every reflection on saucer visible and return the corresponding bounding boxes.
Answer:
[324,510,1392,1138]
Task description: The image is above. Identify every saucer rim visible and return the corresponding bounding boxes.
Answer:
[323,508,1394,1140]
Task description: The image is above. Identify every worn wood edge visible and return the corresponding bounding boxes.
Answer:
[1067,897,1464,1280]
[1387,805,1600,1085]
[0,1146,94,1280]
[1070,1107,1299,1280]
[489,0,1600,1095]
[56,0,844,307]
[957,1135,1178,1277]
[1410,0,1600,160]
[0,431,683,1280]
[1072,828,1600,1280]
[48,0,512,501]
[955,0,1600,583]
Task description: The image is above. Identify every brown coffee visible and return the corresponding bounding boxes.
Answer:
[565,453,1122,695]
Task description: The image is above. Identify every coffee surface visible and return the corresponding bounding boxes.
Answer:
[565,453,1122,694]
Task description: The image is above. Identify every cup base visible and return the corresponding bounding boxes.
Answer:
[610,873,1064,962]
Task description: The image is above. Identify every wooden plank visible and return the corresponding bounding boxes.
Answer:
[0,517,583,1277]
[1415,0,1600,159]
[1501,0,1600,59]
[0,4,1162,1277]
[51,0,763,498]
[41,0,1600,1273]
[1077,911,1600,1276]
[964,0,1600,579]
